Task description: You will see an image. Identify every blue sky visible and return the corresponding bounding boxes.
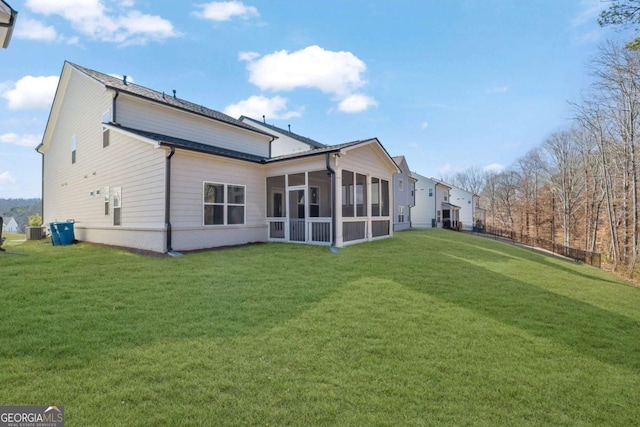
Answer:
[0,0,632,198]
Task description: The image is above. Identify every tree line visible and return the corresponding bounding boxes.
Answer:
[445,41,640,275]
[0,199,42,232]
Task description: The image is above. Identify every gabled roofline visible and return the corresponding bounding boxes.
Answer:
[36,61,70,153]
[106,124,268,163]
[66,61,276,140]
[266,137,400,173]
[240,116,326,149]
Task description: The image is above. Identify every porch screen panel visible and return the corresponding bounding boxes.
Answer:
[267,176,286,217]
[343,221,366,242]
[371,178,380,216]
[288,173,305,187]
[308,170,332,217]
[381,179,390,216]
[342,170,354,217]
[372,220,390,237]
[356,173,367,216]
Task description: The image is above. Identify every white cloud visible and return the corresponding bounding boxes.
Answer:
[238,51,260,61]
[571,0,609,44]
[14,18,58,41]
[572,0,606,27]
[486,86,508,94]
[1,76,59,110]
[0,133,42,148]
[224,95,302,120]
[242,45,376,113]
[194,1,259,22]
[483,163,506,173]
[25,0,179,45]
[438,163,454,175]
[421,121,429,129]
[337,94,378,113]
[0,171,16,185]
[246,46,367,97]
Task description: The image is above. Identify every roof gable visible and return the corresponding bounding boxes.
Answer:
[240,116,326,149]
[67,62,273,138]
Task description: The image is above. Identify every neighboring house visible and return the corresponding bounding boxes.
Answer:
[411,173,460,229]
[449,186,475,231]
[391,156,416,231]
[449,186,487,231]
[0,0,17,49]
[239,116,326,157]
[472,194,486,230]
[3,216,18,232]
[37,61,398,253]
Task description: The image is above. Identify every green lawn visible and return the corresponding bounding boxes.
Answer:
[1,229,639,426]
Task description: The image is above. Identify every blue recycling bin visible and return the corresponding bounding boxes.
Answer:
[49,222,61,246]
[57,222,75,245]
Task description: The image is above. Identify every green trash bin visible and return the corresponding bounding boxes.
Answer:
[56,221,75,245]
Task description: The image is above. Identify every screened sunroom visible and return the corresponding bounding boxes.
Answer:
[264,138,399,248]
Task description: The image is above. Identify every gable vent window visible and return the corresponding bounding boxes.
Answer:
[399,179,404,191]
[71,135,77,164]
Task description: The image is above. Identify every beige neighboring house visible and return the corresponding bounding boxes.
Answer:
[37,61,399,253]
[0,0,17,49]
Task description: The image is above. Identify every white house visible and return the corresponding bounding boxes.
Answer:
[2,216,18,232]
[0,1,17,49]
[411,173,460,229]
[391,156,416,231]
[449,186,475,231]
[37,61,398,253]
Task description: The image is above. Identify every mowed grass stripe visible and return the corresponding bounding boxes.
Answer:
[0,229,638,425]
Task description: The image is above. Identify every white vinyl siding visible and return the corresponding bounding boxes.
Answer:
[117,95,271,158]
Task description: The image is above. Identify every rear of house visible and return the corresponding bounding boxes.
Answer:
[37,62,398,253]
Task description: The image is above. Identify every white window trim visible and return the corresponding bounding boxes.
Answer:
[203,181,246,226]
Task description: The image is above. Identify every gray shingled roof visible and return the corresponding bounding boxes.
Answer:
[240,116,326,149]
[265,139,373,163]
[68,62,272,137]
[110,125,267,163]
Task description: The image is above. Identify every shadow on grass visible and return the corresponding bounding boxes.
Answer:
[398,251,640,373]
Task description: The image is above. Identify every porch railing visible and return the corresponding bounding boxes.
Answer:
[267,218,332,244]
[289,219,306,242]
[309,219,331,243]
[269,220,285,239]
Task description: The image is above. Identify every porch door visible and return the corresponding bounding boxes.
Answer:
[289,188,306,242]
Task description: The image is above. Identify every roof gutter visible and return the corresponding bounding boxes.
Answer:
[0,3,17,49]
[165,147,175,253]
[112,89,119,123]
[326,153,337,249]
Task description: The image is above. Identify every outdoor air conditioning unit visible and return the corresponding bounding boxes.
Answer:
[26,226,44,240]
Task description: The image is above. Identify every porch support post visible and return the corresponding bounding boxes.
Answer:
[326,153,337,247]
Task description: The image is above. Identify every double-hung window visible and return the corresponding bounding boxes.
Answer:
[204,182,245,225]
